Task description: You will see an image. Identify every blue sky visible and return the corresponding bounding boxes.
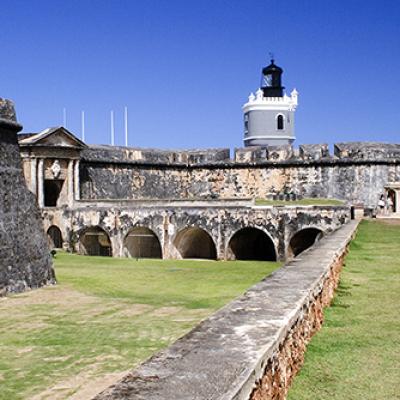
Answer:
[2,0,400,149]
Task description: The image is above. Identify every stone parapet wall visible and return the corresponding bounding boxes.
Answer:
[0,98,55,295]
[80,159,400,208]
[81,146,231,165]
[81,142,400,166]
[92,220,358,400]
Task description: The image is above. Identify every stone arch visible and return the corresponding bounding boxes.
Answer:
[78,226,112,256]
[47,225,63,249]
[173,227,217,259]
[228,227,277,261]
[123,226,162,259]
[387,189,396,213]
[288,227,323,258]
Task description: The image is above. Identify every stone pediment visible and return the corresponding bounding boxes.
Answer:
[19,127,87,149]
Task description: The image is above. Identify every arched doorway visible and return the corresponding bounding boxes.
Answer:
[79,227,112,256]
[47,225,63,249]
[228,227,276,261]
[174,227,217,259]
[124,227,162,259]
[289,228,323,258]
[387,189,396,213]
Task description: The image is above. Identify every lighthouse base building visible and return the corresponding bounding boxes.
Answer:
[243,59,298,147]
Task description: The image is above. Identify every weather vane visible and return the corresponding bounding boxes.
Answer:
[269,52,275,62]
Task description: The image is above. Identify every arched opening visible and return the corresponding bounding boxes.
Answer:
[174,227,217,259]
[387,189,396,213]
[124,227,162,259]
[289,228,323,258]
[277,114,284,130]
[47,225,63,249]
[79,227,112,256]
[44,180,64,207]
[228,227,276,261]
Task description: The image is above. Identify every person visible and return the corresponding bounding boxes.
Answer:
[378,195,385,215]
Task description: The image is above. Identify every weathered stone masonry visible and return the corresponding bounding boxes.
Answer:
[17,127,400,259]
[78,143,400,210]
[0,99,55,295]
[18,133,400,212]
[42,203,350,261]
[92,220,359,400]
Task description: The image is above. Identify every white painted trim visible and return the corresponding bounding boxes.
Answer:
[244,135,296,141]
[242,89,298,113]
[243,104,296,112]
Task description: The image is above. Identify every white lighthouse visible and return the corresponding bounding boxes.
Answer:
[243,59,298,147]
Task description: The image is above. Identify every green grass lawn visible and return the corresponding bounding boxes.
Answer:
[288,219,400,400]
[0,255,280,400]
[255,198,344,206]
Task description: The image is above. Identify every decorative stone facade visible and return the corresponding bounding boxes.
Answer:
[19,127,86,208]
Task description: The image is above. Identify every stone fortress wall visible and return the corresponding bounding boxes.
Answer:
[0,99,55,295]
[80,142,400,210]
[17,125,400,261]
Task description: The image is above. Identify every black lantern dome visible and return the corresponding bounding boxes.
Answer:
[261,59,284,97]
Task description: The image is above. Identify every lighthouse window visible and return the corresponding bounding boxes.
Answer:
[277,115,284,130]
[244,113,249,132]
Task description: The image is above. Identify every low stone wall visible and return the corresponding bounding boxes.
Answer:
[93,220,358,400]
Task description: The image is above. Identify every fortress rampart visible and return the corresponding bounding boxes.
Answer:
[17,124,400,260]
[78,142,400,209]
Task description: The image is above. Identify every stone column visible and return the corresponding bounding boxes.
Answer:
[396,189,400,214]
[67,159,74,207]
[37,158,44,208]
[30,157,37,195]
[74,159,80,201]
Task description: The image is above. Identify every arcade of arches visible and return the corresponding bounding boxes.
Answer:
[70,224,327,260]
[51,203,348,261]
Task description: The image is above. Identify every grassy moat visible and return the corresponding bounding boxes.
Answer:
[0,256,280,400]
[288,219,400,400]
[1,220,399,400]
